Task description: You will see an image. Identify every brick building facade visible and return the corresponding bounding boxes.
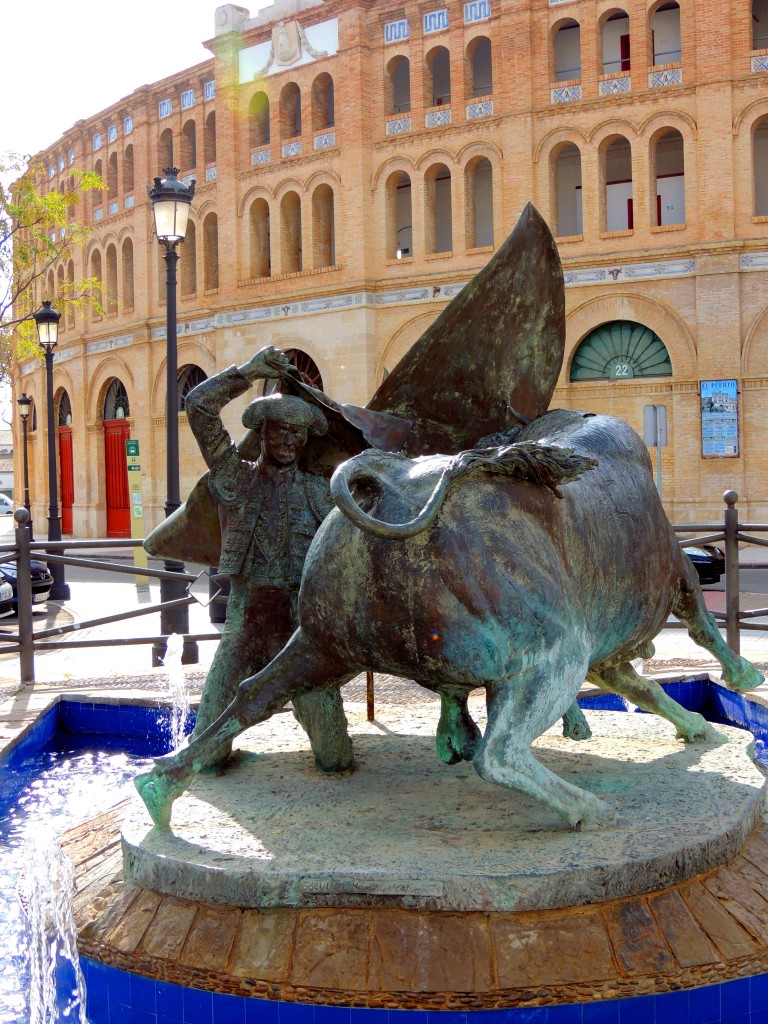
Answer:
[15,0,768,537]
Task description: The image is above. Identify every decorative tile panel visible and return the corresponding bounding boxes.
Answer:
[599,76,631,96]
[94,208,103,221]
[108,202,119,216]
[386,117,412,135]
[649,67,682,88]
[423,9,448,33]
[204,80,216,100]
[384,19,409,44]
[562,258,695,287]
[549,0,578,4]
[551,84,582,103]
[205,166,217,181]
[125,196,135,209]
[752,53,768,73]
[282,141,303,158]
[86,333,133,355]
[741,251,768,270]
[464,1,490,24]
[426,108,452,127]
[467,99,493,119]
[251,148,271,165]
[314,131,336,150]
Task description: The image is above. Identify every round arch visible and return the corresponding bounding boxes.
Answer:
[151,340,216,417]
[87,357,135,424]
[378,312,440,383]
[371,155,418,192]
[743,305,768,377]
[569,321,672,381]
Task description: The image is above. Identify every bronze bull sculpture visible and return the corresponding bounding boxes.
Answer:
[136,408,762,830]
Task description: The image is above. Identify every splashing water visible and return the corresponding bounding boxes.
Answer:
[165,632,191,750]
[20,832,87,1024]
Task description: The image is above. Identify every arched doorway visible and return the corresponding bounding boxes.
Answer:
[57,389,74,535]
[102,378,130,538]
[569,321,672,380]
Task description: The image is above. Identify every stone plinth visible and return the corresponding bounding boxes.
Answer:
[122,704,765,913]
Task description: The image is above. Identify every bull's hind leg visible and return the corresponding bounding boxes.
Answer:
[673,558,763,692]
[590,661,719,743]
[473,652,615,830]
[437,688,482,764]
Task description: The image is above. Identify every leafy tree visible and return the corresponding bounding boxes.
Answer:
[0,152,103,382]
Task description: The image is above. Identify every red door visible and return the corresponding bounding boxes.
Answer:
[58,425,74,535]
[620,34,631,72]
[104,419,130,538]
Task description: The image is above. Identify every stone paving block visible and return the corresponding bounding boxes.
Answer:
[228,908,298,981]
[490,910,616,988]
[681,880,760,960]
[369,911,493,992]
[649,888,719,967]
[602,898,675,976]
[139,896,199,960]
[290,910,370,991]
[704,865,768,944]
[106,888,162,953]
[179,904,241,972]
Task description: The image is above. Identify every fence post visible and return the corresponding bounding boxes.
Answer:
[723,489,740,655]
[15,508,35,684]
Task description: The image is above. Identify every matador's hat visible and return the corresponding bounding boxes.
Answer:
[242,393,328,435]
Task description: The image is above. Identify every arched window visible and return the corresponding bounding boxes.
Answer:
[249,92,270,149]
[124,144,134,193]
[554,20,581,82]
[602,10,630,74]
[103,378,130,419]
[203,214,219,291]
[602,136,633,231]
[159,128,173,169]
[58,390,73,427]
[754,0,768,49]
[466,37,492,98]
[177,364,207,411]
[425,164,452,253]
[465,157,493,248]
[553,143,583,236]
[249,199,271,279]
[312,184,335,268]
[280,83,302,139]
[90,249,103,314]
[425,46,451,107]
[570,321,672,381]
[181,119,197,169]
[653,129,685,226]
[105,243,118,315]
[47,269,55,299]
[66,261,75,328]
[122,238,135,310]
[387,56,411,114]
[385,171,412,259]
[181,220,197,295]
[107,152,118,203]
[56,265,65,320]
[205,112,217,164]
[651,2,681,65]
[754,118,768,216]
[280,191,302,273]
[263,349,322,395]
[311,74,334,131]
[93,159,102,213]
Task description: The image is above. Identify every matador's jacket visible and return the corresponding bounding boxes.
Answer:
[184,365,333,588]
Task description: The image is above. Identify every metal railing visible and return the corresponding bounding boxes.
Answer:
[0,490,766,685]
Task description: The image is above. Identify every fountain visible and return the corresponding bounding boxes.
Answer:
[163,633,191,752]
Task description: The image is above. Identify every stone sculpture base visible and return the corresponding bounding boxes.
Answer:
[122,702,765,913]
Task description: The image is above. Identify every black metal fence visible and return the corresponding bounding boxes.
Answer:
[0,490,766,685]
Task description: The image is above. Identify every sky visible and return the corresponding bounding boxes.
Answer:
[2,0,270,162]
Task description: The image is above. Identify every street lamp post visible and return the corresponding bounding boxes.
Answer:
[33,301,70,601]
[147,168,198,665]
[17,393,33,540]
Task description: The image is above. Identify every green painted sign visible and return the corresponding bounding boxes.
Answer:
[126,440,140,456]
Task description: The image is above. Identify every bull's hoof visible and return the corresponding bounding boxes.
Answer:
[436,707,482,764]
[678,718,729,745]
[723,661,764,693]
[573,800,620,832]
[134,767,188,830]
[562,702,592,741]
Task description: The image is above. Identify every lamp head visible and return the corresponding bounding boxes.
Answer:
[147,167,195,245]
[33,301,60,352]
[17,393,31,420]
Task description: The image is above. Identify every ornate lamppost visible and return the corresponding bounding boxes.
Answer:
[17,393,33,540]
[147,168,198,665]
[33,301,70,600]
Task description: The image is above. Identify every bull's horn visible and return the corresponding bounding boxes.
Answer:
[330,452,452,539]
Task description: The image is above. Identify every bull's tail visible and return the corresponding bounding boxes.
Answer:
[330,443,598,539]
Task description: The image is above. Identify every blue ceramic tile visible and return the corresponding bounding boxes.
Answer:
[133,1009,159,1024]
[752,975,768,1012]
[157,981,187,1020]
[618,994,655,1023]
[350,1011,387,1024]
[689,984,720,1024]
[105,965,133,1010]
[656,988,689,1023]
[314,1006,351,1024]
[280,1001,315,1024]
[544,1007,583,1024]
[467,1012,505,1024]
[213,992,246,1024]
[721,1015,749,1024]
[750,1010,768,1024]
[183,985,214,1023]
[245,997,280,1024]
[723,980,751,1018]
[111,1003,138,1024]
[430,1012,467,1024]
[131,970,158,1013]
[583,1001,619,1024]
[391,1011,429,1024]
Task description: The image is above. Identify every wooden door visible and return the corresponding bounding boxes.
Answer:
[58,425,74,535]
[103,419,130,538]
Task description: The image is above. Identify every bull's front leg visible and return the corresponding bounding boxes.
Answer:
[134,630,356,829]
[473,648,616,830]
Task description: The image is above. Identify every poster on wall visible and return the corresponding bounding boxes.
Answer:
[700,379,739,457]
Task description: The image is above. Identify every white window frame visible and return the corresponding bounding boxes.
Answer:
[159,99,172,118]
[181,89,195,110]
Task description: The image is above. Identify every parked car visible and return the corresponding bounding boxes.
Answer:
[683,544,726,586]
[0,560,54,609]
[0,494,14,516]
[0,578,14,618]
